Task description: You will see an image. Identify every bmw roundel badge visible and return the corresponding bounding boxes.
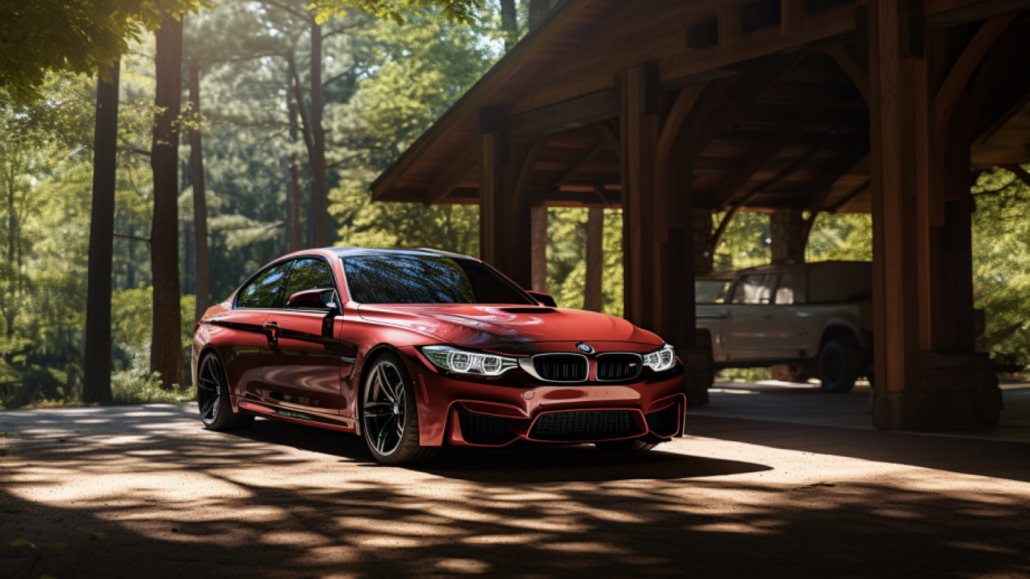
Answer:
[576,343,594,354]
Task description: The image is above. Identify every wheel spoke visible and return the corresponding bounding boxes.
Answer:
[376,415,397,453]
[198,377,218,392]
[201,395,218,421]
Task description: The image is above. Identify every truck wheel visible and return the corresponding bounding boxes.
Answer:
[818,338,859,393]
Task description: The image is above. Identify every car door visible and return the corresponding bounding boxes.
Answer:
[223,260,294,401]
[722,273,791,360]
[771,271,812,356]
[260,257,352,414]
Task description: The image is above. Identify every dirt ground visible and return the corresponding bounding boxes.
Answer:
[1,404,1028,578]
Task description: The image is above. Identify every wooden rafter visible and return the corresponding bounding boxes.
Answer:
[800,149,869,241]
[693,51,809,153]
[547,139,607,188]
[729,134,828,208]
[1005,164,1030,188]
[423,141,481,207]
[594,121,620,157]
[512,137,549,210]
[968,30,1013,123]
[593,184,613,206]
[829,179,871,212]
[935,11,1020,134]
[819,44,869,104]
[714,93,829,207]
[652,84,706,185]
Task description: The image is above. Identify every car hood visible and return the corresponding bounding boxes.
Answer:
[356,304,662,352]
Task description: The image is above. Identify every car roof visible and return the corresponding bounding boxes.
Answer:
[321,247,479,261]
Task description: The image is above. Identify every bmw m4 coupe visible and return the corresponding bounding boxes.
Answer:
[192,248,686,465]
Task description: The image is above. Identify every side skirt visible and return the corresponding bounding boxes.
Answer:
[237,399,358,434]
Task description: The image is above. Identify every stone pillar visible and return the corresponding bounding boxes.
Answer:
[770,208,806,264]
[866,1,1002,430]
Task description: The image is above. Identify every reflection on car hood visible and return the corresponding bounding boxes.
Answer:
[356,304,662,351]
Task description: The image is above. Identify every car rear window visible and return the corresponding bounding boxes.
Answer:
[342,255,535,305]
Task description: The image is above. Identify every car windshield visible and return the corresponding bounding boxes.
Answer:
[695,280,731,304]
[341,254,536,305]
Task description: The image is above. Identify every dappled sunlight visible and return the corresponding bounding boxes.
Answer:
[1,405,1029,578]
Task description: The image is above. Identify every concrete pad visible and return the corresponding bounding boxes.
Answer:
[692,380,1030,443]
[1,404,1029,578]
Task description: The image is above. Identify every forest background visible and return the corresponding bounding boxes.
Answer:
[1,0,1028,408]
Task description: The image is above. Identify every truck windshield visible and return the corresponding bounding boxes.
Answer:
[341,254,536,305]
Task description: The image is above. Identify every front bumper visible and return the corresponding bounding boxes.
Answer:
[397,346,686,447]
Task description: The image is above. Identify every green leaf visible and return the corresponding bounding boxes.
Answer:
[9,538,34,549]
[44,542,68,551]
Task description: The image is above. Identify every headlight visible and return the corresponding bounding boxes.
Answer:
[643,344,677,372]
[421,345,519,376]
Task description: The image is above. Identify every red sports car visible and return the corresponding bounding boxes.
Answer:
[192,248,686,465]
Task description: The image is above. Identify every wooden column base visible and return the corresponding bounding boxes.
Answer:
[680,328,716,408]
[870,353,1002,430]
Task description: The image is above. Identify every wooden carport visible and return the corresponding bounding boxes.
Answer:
[371,0,1030,430]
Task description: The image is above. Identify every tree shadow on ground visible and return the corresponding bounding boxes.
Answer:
[1,405,1029,578]
[687,415,1030,483]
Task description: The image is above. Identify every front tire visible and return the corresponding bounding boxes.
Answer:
[196,352,254,431]
[361,353,438,466]
[818,338,860,393]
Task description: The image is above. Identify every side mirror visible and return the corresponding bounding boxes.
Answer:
[287,289,339,312]
[526,290,557,308]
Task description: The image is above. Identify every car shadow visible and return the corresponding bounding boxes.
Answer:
[228,418,772,483]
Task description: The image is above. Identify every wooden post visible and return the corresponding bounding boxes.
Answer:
[584,208,604,311]
[620,65,659,330]
[531,206,548,293]
[479,131,501,267]
[868,0,1003,430]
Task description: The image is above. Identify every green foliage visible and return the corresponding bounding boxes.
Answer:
[972,166,1030,364]
[310,0,484,25]
[806,212,873,262]
[112,349,196,404]
[713,211,771,272]
[0,0,206,101]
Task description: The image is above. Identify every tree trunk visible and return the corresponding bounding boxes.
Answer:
[500,0,517,49]
[287,67,301,252]
[83,63,121,405]
[188,60,210,323]
[150,10,184,389]
[309,20,328,247]
[584,207,604,312]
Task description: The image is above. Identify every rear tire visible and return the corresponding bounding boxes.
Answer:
[361,353,438,466]
[595,439,657,453]
[197,352,254,431]
[818,338,860,393]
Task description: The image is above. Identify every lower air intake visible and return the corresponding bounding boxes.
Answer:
[645,405,678,437]
[457,407,514,444]
[529,410,643,441]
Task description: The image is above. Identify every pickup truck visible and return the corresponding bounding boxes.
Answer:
[695,261,873,393]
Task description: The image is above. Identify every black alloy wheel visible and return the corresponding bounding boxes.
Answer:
[361,352,438,466]
[197,352,254,431]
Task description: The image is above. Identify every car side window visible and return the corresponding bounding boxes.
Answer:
[731,274,777,305]
[237,261,293,309]
[282,258,335,303]
[775,273,806,305]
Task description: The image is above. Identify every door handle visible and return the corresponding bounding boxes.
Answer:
[263,321,279,345]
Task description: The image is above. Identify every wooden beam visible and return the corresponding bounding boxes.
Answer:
[509,89,620,137]
[726,134,828,208]
[968,30,1012,123]
[547,139,607,188]
[1005,164,1030,187]
[830,179,871,212]
[935,11,1020,135]
[714,94,828,206]
[583,207,604,312]
[369,0,589,201]
[653,84,706,186]
[820,44,869,105]
[799,150,869,241]
[423,141,481,207]
[593,183,614,206]
[595,121,621,159]
[926,0,1030,27]
[694,51,809,154]
[512,137,549,210]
